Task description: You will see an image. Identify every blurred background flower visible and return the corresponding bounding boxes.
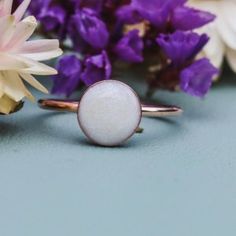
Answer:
[189,0,236,73]
[14,0,222,99]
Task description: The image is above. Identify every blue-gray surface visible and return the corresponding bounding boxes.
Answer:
[0,71,236,236]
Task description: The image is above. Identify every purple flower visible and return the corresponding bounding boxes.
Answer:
[116,5,142,24]
[28,0,51,18]
[172,6,215,31]
[157,31,209,66]
[116,0,215,31]
[81,51,112,86]
[116,0,172,29]
[70,8,109,50]
[78,0,104,12]
[180,58,219,97]
[131,0,170,29]
[169,0,187,8]
[39,6,66,31]
[52,55,82,96]
[24,0,218,98]
[114,30,144,63]
[68,16,90,53]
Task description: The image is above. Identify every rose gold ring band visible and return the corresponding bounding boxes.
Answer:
[38,99,183,117]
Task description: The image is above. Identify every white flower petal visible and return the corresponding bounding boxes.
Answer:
[1,52,58,75]
[200,24,225,68]
[0,53,27,70]
[0,10,4,18]
[20,48,63,61]
[17,57,58,75]
[17,39,60,53]
[13,0,31,22]
[0,71,33,101]
[20,64,57,75]
[0,95,18,114]
[0,78,4,98]
[6,16,37,51]
[216,16,236,50]
[0,15,15,49]
[226,48,236,73]
[19,73,49,94]
[2,0,13,15]
[16,39,63,60]
[221,1,236,35]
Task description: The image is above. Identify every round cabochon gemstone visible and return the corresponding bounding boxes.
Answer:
[78,80,142,146]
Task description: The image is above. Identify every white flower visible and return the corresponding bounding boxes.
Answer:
[0,0,62,114]
[189,0,236,73]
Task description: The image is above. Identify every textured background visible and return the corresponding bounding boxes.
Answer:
[0,69,236,236]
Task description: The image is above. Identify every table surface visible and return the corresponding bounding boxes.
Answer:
[0,69,236,236]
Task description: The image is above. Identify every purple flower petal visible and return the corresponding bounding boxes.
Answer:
[68,17,89,53]
[71,8,109,50]
[116,5,142,24]
[172,6,216,31]
[29,0,51,18]
[115,0,214,31]
[180,58,219,97]
[116,0,173,28]
[81,51,112,86]
[15,0,52,18]
[52,55,82,97]
[39,6,66,31]
[169,0,187,8]
[132,0,170,29]
[157,31,209,66]
[114,30,144,63]
[79,0,104,13]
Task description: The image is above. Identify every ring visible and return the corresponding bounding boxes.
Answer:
[38,80,183,146]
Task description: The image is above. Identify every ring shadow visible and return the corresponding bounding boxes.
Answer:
[139,116,184,146]
[1,112,75,145]
[0,111,135,148]
[36,112,136,148]
[67,106,184,148]
[1,90,185,149]
[26,110,183,149]
[74,120,183,149]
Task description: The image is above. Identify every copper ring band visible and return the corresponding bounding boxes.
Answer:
[38,99,183,117]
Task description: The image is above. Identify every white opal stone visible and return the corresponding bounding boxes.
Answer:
[78,80,141,146]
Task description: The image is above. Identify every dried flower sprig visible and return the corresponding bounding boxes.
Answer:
[17,0,219,98]
[0,0,62,114]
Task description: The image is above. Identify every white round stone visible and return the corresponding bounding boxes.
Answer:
[78,80,141,146]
